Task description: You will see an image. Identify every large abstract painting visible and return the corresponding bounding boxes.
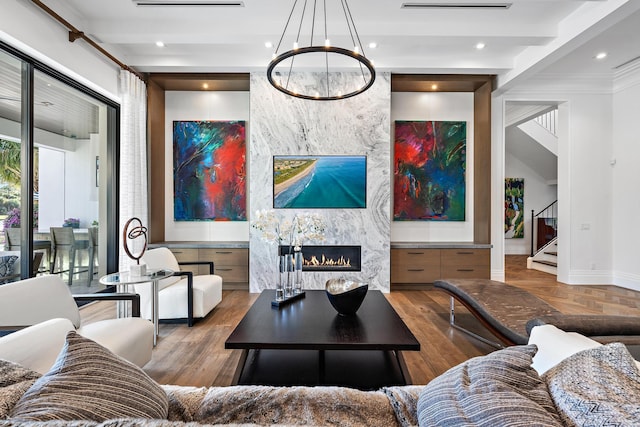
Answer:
[505,178,524,238]
[273,155,366,208]
[393,121,466,221]
[173,120,246,221]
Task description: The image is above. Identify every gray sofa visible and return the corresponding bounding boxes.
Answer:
[2,314,639,425]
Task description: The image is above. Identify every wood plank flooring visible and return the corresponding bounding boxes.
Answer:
[79,255,640,387]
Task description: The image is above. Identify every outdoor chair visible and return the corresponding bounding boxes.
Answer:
[49,227,91,286]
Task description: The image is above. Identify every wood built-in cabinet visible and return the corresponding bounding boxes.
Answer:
[391,244,491,289]
[150,243,249,290]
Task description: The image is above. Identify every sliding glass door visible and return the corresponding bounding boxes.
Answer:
[0,42,119,289]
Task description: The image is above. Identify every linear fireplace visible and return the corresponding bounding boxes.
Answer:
[279,245,361,272]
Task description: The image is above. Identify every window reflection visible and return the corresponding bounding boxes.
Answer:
[0,47,111,291]
[0,50,23,284]
[33,70,106,289]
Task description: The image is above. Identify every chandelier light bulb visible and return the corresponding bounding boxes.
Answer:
[354,45,360,54]
[293,41,299,50]
[325,39,331,47]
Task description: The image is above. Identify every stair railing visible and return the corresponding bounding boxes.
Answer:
[530,200,558,256]
[534,108,558,136]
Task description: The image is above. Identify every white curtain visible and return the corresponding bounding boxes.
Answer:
[118,70,148,272]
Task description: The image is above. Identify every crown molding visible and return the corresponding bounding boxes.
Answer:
[613,59,640,93]
[505,73,613,95]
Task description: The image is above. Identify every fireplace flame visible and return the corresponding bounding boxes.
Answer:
[304,254,352,268]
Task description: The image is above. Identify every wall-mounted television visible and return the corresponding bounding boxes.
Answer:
[273,155,366,209]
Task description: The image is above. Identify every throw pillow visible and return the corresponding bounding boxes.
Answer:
[417,344,563,427]
[544,342,640,426]
[0,255,18,279]
[9,331,168,422]
[0,359,41,419]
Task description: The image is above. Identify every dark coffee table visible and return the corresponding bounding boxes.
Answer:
[225,289,420,390]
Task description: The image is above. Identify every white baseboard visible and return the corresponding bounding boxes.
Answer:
[612,272,640,292]
[567,270,613,285]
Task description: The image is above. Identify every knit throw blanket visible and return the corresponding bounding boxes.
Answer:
[164,384,422,427]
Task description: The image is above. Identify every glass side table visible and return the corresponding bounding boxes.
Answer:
[99,268,174,346]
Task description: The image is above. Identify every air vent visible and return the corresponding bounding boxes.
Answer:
[401,2,512,9]
[132,1,244,6]
[613,55,640,70]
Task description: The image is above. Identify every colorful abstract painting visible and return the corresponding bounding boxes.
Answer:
[393,121,466,221]
[505,178,524,238]
[173,120,246,221]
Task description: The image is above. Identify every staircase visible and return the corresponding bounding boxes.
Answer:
[528,238,557,275]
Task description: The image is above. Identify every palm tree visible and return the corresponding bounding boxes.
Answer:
[0,138,39,192]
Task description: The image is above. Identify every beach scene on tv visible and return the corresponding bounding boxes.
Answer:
[273,155,366,208]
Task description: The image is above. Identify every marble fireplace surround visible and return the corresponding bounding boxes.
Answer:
[249,72,391,293]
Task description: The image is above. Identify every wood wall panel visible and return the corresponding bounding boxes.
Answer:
[473,80,492,245]
[147,80,165,243]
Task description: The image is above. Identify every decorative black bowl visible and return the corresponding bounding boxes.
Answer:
[325,279,368,316]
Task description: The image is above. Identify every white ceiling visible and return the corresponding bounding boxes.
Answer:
[37,0,640,91]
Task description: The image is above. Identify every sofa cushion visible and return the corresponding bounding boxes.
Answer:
[9,331,168,422]
[0,255,18,278]
[544,342,640,426]
[0,359,41,419]
[417,344,562,427]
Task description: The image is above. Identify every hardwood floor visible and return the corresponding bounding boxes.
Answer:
[79,255,640,387]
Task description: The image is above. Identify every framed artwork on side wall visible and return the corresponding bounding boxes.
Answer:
[505,178,524,238]
[173,120,246,221]
[393,120,467,221]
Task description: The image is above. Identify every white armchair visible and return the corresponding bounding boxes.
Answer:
[139,247,222,327]
[0,275,153,373]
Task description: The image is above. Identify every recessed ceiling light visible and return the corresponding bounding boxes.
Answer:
[265,41,273,48]
[368,42,377,49]
[476,42,485,50]
[155,41,165,47]
[595,52,607,60]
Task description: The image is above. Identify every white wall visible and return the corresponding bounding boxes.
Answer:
[1,0,120,100]
[38,137,99,231]
[38,148,65,232]
[498,87,614,285]
[390,92,475,242]
[164,91,250,241]
[504,136,558,255]
[612,70,640,290]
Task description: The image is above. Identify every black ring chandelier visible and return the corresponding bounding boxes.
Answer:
[267,0,376,101]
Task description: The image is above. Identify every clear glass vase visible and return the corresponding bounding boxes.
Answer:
[284,254,294,297]
[294,250,303,294]
[276,255,286,301]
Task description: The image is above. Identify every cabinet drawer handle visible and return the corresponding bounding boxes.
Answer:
[407,252,424,255]
[407,268,425,272]
[217,268,233,271]
[172,251,183,254]
[457,268,474,272]
[456,251,474,255]
[216,251,233,254]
